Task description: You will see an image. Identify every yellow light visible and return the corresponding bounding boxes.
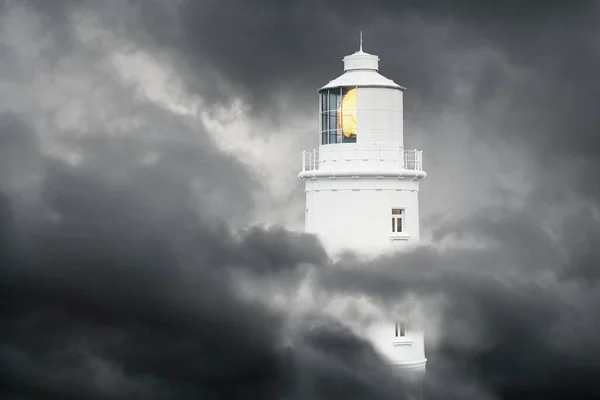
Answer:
[337,88,356,137]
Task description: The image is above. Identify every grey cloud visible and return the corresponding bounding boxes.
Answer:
[130,0,600,211]
[0,114,331,399]
[0,113,42,192]
[136,0,598,123]
[315,201,600,399]
[16,0,600,209]
[3,1,600,400]
[0,111,430,400]
[0,0,263,225]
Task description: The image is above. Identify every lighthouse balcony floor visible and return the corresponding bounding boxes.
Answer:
[301,148,423,172]
[299,148,425,180]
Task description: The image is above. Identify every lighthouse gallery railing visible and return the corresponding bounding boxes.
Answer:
[301,148,423,172]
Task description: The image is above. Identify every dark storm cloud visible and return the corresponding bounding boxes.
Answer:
[136,0,600,200]
[316,204,600,400]
[0,2,420,399]
[0,112,447,400]
[0,0,263,224]
[0,113,337,400]
[4,1,600,400]
[0,113,42,192]
[0,110,422,400]
[135,0,598,120]
[17,0,600,200]
[15,0,600,174]
[102,0,600,230]
[6,128,600,400]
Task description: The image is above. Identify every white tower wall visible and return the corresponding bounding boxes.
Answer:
[298,45,427,377]
[355,87,403,146]
[304,178,420,255]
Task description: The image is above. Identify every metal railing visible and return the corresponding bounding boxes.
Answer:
[403,149,424,171]
[301,148,424,172]
[302,149,320,171]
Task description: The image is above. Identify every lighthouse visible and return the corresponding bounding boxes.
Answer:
[298,38,427,376]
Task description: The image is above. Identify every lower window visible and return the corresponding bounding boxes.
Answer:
[395,322,407,337]
[391,208,404,233]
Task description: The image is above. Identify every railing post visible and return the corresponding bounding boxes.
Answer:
[302,150,306,172]
[401,148,405,169]
[313,149,317,170]
[414,149,417,171]
[416,150,419,171]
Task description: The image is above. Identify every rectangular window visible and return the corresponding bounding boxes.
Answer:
[391,208,404,233]
[395,322,407,337]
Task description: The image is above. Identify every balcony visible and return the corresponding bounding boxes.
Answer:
[300,148,424,173]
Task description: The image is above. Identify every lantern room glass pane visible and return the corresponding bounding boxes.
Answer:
[329,91,338,111]
[319,87,355,145]
[329,112,337,133]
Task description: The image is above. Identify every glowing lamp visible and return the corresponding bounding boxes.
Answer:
[337,88,356,137]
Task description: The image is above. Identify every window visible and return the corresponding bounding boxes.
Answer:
[319,86,357,144]
[391,208,404,233]
[395,322,407,337]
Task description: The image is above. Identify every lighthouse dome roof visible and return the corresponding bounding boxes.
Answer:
[320,49,405,91]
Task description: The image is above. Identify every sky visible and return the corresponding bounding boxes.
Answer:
[1,0,600,399]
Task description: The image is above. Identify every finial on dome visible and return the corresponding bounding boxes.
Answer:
[359,30,363,52]
[342,31,379,71]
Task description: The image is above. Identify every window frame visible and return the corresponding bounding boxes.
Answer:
[389,206,411,241]
[391,207,405,234]
[395,322,407,337]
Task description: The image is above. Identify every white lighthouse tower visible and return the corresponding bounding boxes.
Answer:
[298,38,427,376]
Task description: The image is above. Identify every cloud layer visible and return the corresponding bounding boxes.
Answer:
[2,1,600,399]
